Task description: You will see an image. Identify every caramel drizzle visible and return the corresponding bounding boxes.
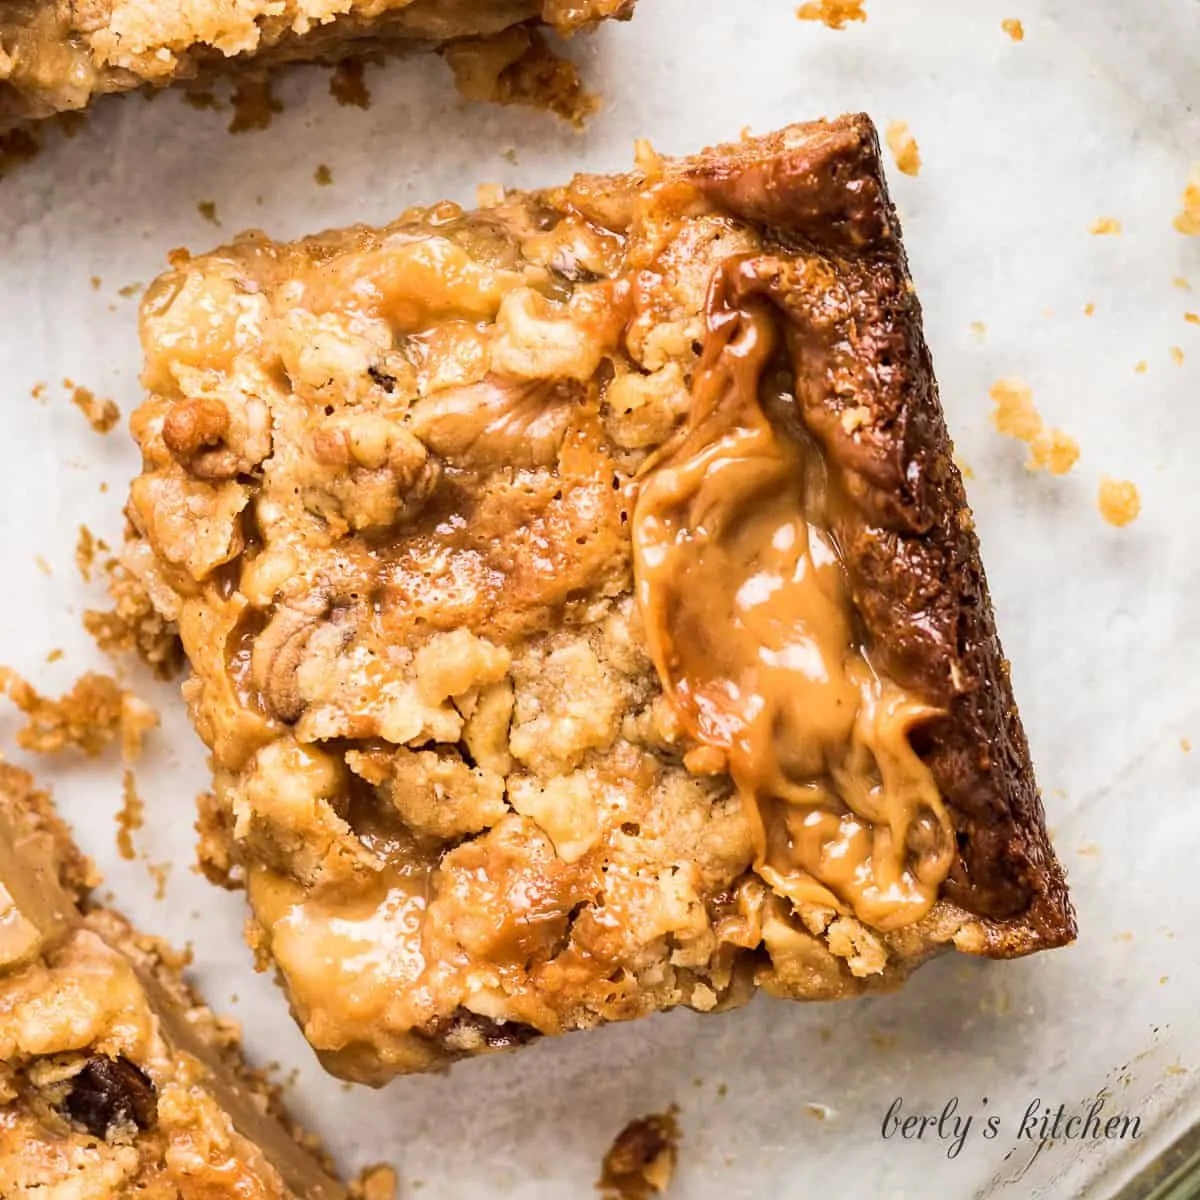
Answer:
[631,258,953,932]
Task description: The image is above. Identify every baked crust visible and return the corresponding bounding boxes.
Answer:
[0,764,345,1200]
[0,0,634,132]
[123,114,1074,1083]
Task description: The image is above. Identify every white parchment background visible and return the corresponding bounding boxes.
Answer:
[2,1,1199,1196]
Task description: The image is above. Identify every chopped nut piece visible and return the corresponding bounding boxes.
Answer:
[599,1108,681,1199]
[1001,18,1025,40]
[1098,478,1141,527]
[796,0,867,29]
[1174,165,1200,236]
[885,121,921,176]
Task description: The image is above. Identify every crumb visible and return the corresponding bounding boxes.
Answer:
[1001,17,1024,40]
[183,89,221,111]
[45,648,63,663]
[476,182,506,208]
[1089,217,1122,235]
[806,1103,835,1120]
[1097,478,1141,527]
[796,0,867,30]
[197,200,220,225]
[1160,976,1169,985]
[599,1108,680,1199]
[118,282,143,298]
[1173,276,1191,290]
[503,147,518,165]
[83,564,184,678]
[67,381,120,434]
[349,1165,398,1200]
[885,121,921,176]
[953,453,975,480]
[1181,737,1191,753]
[1135,360,1148,374]
[89,275,102,290]
[1174,165,1200,236]
[988,378,1078,473]
[228,78,282,133]
[716,1083,728,1098]
[869,1030,896,1051]
[634,138,664,178]
[1083,303,1095,316]
[31,382,47,402]
[314,164,333,186]
[34,554,52,576]
[75,524,109,582]
[1186,312,1200,326]
[116,769,144,860]
[330,58,372,108]
[969,321,986,342]
[1171,346,1185,366]
[148,861,172,900]
[0,667,159,759]
[442,28,598,129]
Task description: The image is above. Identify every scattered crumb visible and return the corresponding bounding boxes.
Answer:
[1160,976,1169,985]
[66,380,119,434]
[83,564,184,677]
[599,1109,680,1200]
[75,525,109,582]
[503,147,518,165]
[314,163,333,186]
[1001,18,1025,41]
[1166,1064,1188,1077]
[869,1030,896,1051]
[988,378,1078,474]
[89,275,102,290]
[1173,276,1191,290]
[31,382,47,403]
[0,667,159,759]
[197,200,220,225]
[952,452,975,480]
[969,320,987,342]
[1174,165,1200,236]
[634,138,664,178]
[796,0,867,30]
[183,89,222,111]
[716,1083,728,1098]
[1181,737,1191,753]
[34,554,52,576]
[885,120,921,176]
[1097,478,1141,527]
[1171,346,1185,366]
[45,649,63,663]
[442,27,598,129]
[1077,844,1101,858]
[330,58,372,108]
[118,282,143,299]
[1083,303,1095,316]
[1089,217,1122,235]
[806,1103,835,1120]
[1186,312,1200,326]
[147,861,171,900]
[1135,360,1148,374]
[228,78,282,133]
[116,769,144,860]
[1113,931,1134,943]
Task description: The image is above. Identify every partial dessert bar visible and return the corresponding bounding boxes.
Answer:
[0,764,345,1199]
[0,0,633,133]
[123,114,1075,1083]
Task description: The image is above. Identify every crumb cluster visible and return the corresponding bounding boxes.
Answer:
[796,0,866,30]
[988,378,1079,475]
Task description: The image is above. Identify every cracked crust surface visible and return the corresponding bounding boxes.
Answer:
[0,0,634,132]
[124,114,1074,1084]
[0,764,345,1200]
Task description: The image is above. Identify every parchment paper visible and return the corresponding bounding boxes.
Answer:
[2,1,1198,1195]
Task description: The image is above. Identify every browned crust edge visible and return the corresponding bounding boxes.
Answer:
[681,115,1075,957]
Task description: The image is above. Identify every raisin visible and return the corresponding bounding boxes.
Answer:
[63,1056,158,1139]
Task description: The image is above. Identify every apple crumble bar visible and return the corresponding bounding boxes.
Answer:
[0,0,634,133]
[122,114,1075,1083]
[0,764,346,1198]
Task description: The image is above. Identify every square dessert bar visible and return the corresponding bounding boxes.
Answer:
[0,0,632,132]
[0,765,346,1198]
[123,114,1075,1083]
